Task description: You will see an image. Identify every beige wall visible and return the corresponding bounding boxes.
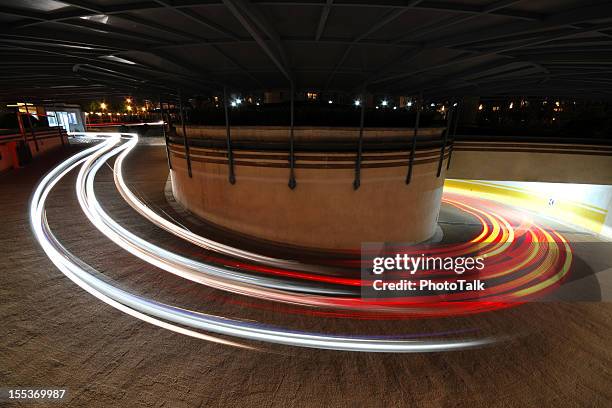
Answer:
[171,147,448,249]
[448,142,612,184]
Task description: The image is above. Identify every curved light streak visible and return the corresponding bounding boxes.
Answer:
[70,131,574,316]
[30,132,495,352]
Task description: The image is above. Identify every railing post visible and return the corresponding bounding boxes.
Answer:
[160,96,172,170]
[437,100,453,178]
[24,102,39,152]
[288,83,297,189]
[178,90,192,178]
[406,95,421,184]
[446,100,461,170]
[406,95,423,184]
[223,86,236,184]
[353,91,366,190]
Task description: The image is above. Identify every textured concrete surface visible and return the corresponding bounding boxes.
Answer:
[1,144,611,407]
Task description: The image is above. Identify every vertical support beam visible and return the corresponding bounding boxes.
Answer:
[446,101,461,170]
[223,86,236,184]
[288,83,296,189]
[353,91,366,190]
[17,111,26,143]
[160,96,172,170]
[406,95,421,184]
[437,101,453,178]
[54,112,65,147]
[24,103,39,152]
[178,90,192,178]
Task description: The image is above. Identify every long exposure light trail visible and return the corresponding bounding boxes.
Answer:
[30,132,495,352]
[104,133,573,315]
[47,130,572,321]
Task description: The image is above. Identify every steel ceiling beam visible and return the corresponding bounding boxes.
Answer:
[392,0,523,44]
[430,2,612,49]
[373,21,612,89]
[222,0,293,82]
[315,0,333,41]
[324,1,423,88]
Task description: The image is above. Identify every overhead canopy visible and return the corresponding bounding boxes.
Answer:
[1,0,612,102]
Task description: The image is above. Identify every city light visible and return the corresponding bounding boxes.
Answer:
[478,104,484,111]
[381,100,388,106]
[126,106,132,112]
[354,100,360,106]
[100,102,107,110]
[126,98,132,104]
[509,102,514,109]
[235,98,242,105]
[230,101,237,107]
[407,101,413,107]
[328,100,333,104]
[141,107,146,112]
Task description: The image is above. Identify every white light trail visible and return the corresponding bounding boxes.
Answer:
[29,132,495,352]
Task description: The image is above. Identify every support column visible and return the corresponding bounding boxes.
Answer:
[353,91,366,190]
[223,86,236,184]
[53,111,65,147]
[17,111,26,142]
[437,100,453,178]
[288,83,296,189]
[178,90,192,178]
[24,103,39,152]
[447,101,461,170]
[160,96,172,170]
[406,95,421,184]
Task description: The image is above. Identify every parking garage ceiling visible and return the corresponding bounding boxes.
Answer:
[1,0,612,102]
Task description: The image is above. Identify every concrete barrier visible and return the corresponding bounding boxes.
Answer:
[169,126,448,249]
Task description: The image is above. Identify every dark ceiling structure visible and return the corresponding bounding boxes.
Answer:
[1,0,612,103]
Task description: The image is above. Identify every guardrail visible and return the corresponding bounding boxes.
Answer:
[0,126,68,170]
[167,128,453,190]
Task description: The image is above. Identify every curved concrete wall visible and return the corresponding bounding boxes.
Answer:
[175,125,444,143]
[170,141,449,250]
